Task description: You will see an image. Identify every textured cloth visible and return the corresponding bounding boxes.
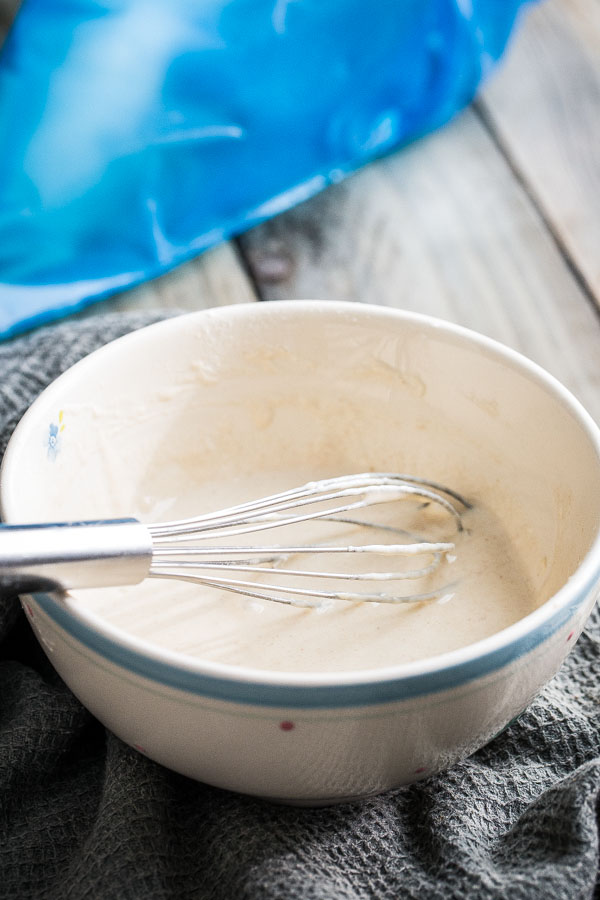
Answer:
[1,312,599,900]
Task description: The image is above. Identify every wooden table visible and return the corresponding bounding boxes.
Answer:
[3,0,600,423]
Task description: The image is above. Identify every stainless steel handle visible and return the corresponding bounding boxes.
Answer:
[0,519,152,595]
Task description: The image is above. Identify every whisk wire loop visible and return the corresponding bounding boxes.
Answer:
[0,473,469,604]
[147,474,470,608]
[149,474,465,541]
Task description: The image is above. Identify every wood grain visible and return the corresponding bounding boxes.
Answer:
[480,0,600,304]
[239,106,600,420]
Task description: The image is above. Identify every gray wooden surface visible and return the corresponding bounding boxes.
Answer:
[3,0,599,419]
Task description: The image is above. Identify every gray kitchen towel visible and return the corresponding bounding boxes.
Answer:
[0,311,599,900]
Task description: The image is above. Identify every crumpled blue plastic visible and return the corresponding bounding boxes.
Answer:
[0,0,533,339]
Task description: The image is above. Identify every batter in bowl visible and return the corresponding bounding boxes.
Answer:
[74,468,538,673]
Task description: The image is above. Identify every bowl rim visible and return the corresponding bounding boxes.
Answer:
[2,300,600,704]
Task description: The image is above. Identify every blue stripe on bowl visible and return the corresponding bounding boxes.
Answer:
[33,581,595,709]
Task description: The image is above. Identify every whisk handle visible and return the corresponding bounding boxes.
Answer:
[0,519,152,595]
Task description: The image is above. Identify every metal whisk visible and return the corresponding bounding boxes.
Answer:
[0,473,470,607]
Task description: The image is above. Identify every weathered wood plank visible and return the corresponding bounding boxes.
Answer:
[239,106,600,421]
[76,242,257,317]
[479,0,600,305]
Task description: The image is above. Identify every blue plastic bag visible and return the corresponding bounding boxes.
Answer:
[0,0,533,339]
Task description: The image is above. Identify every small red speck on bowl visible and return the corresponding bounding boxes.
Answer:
[279,721,295,731]
[567,631,574,642]
[414,766,426,774]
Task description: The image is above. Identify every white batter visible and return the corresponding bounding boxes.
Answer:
[75,468,537,672]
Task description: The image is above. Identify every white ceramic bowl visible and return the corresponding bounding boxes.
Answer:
[2,301,600,805]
